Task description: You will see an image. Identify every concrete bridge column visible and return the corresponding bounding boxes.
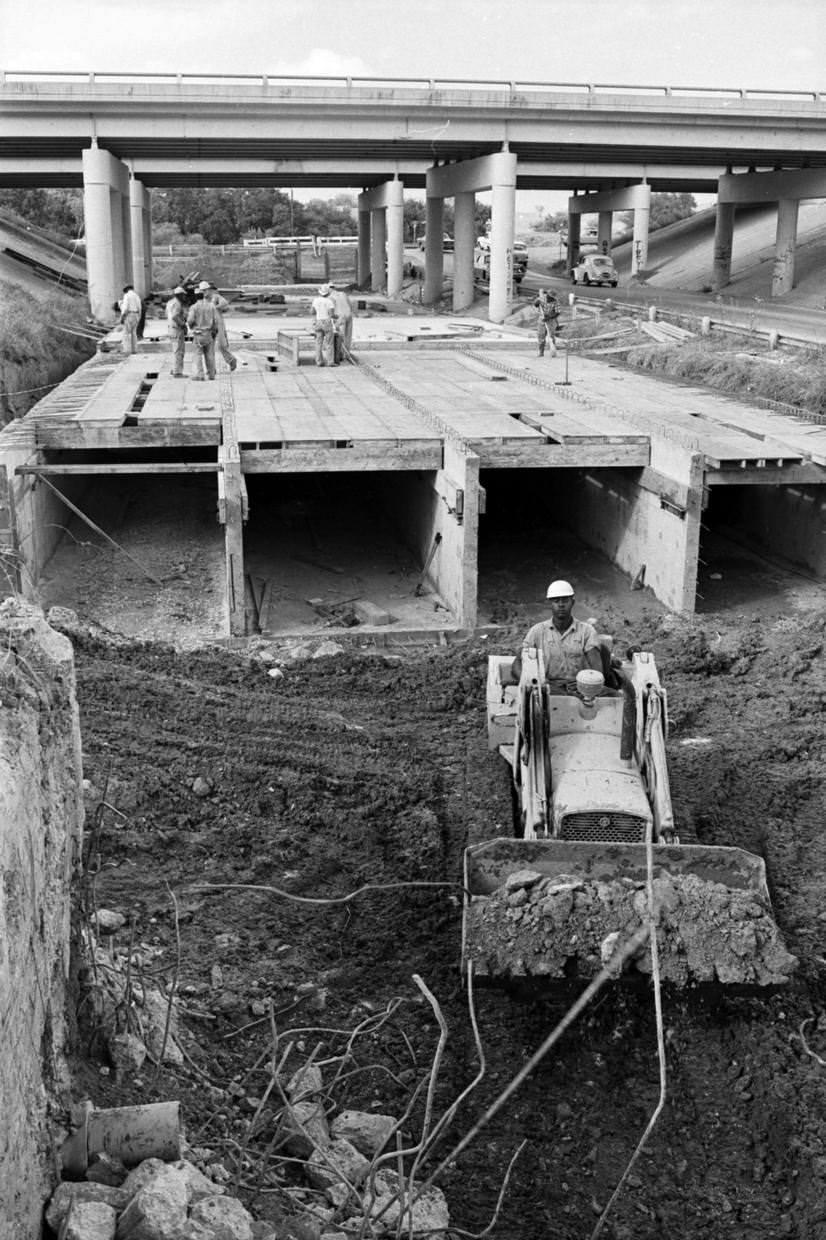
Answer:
[357,196,371,286]
[82,145,130,322]
[598,210,613,253]
[712,200,735,290]
[630,186,651,277]
[385,179,404,299]
[772,198,799,296]
[452,190,475,311]
[488,151,517,324]
[129,177,151,297]
[370,207,386,293]
[422,196,444,305]
[566,213,580,273]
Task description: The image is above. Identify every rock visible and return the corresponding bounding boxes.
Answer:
[312,640,345,659]
[192,776,213,798]
[287,1063,324,1100]
[505,870,543,892]
[364,1169,450,1235]
[190,1195,255,1240]
[120,1159,169,1200]
[267,668,284,681]
[140,988,185,1065]
[108,1033,147,1076]
[330,1111,396,1157]
[61,1200,118,1240]
[92,909,127,935]
[306,1137,370,1191]
[169,1159,227,1203]
[116,1164,189,1239]
[86,1152,129,1186]
[46,1184,129,1233]
[282,1098,331,1159]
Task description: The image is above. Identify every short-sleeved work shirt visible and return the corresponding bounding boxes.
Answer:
[522,617,600,682]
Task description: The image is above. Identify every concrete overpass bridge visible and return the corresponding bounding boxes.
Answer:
[3,72,826,318]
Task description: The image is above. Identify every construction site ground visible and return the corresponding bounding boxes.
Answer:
[65,549,826,1238]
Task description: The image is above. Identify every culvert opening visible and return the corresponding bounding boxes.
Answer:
[242,471,457,636]
[697,482,826,611]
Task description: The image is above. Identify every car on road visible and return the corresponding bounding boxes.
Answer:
[571,253,618,287]
[417,234,454,251]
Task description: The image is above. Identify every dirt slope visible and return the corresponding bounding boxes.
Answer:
[64,592,826,1239]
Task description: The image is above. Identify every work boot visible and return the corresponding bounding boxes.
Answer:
[192,375,205,381]
[229,358,237,372]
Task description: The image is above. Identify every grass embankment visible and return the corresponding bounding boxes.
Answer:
[0,282,95,424]
[153,250,307,290]
[624,337,826,416]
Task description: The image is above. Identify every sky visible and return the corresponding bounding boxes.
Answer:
[3,0,825,213]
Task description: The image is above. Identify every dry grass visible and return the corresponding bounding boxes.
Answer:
[0,281,95,423]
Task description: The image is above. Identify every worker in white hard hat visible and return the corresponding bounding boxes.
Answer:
[512,579,603,693]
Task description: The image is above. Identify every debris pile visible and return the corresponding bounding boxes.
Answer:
[465,869,797,987]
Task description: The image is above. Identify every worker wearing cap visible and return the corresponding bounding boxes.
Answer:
[119,284,143,354]
[186,285,220,380]
[310,283,337,367]
[165,286,188,377]
[513,580,603,693]
[205,283,237,372]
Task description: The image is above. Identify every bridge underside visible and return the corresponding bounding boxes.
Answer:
[3,322,825,639]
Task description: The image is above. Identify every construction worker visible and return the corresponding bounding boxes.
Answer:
[534,288,560,358]
[329,285,354,364]
[186,286,219,380]
[205,283,237,372]
[310,283,336,367]
[119,284,143,354]
[165,286,188,377]
[513,580,603,694]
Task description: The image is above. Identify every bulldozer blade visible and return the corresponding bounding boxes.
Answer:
[462,838,797,990]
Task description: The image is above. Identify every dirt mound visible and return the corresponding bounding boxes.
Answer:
[465,868,797,987]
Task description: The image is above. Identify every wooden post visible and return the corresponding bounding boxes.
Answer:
[220,385,247,637]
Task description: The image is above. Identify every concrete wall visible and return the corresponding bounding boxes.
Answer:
[0,425,89,600]
[553,441,704,612]
[708,483,826,577]
[0,602,84,1239]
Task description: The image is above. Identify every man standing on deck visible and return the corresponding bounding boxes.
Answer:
[310,283,337,367]
[165,286,188,377]
[186,287,219,380]
[119,284,142,354]
[205,283,238,371]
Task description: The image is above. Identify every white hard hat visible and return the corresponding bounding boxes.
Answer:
[547,580,575,599]
[173,286,186,295]
[318,283,331,295]
[197,281,211,292]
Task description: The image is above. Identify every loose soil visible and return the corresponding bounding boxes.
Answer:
[64,581,826,1239]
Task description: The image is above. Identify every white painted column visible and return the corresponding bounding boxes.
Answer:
[357,196,371,286]
[598,210,613,254]
[385,179,404,299]
[488,151,517,323]
[630,185,651,277]
[82,145,129,322]
[452,190,476,311]
[772,198,799,297]
[129,177,150,297]
[370,207,386,292]
[422,196,444,305]
[712,200,735,290]
[143,196,153,293]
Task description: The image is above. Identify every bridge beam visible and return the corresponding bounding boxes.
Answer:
[82,145,131,322]
[427,151,517,323]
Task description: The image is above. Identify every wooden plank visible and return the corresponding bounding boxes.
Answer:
[17,463,219,476]
[35,424,220,450]
[240,441,443,473]
[705,463,826,486]
[471,441,650,469]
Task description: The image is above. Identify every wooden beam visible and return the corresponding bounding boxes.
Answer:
[17,463,220,476]
[35,425,220,450]
[240,442,442,473]
[705,463,826,486]
[634,465,694,511]
[471,442,650,469]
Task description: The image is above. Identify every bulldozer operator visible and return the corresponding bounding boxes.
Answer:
[511,579,607,695]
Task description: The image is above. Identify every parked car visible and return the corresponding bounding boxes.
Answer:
[417,234,454,251]
[571,253,618,287]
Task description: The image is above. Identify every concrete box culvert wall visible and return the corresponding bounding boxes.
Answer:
[704,483,826,580]
[0,602,83,1239]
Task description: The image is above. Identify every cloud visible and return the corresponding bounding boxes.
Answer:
[268,48,371,78]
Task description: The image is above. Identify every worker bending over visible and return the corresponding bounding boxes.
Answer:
[513,579,603,694]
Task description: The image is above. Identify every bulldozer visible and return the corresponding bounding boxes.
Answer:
[462,643,796,989]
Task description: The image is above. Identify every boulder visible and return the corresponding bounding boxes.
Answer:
[281,1098,330,1159]
[330,1111,396,1157]
[116,1164,189,1239]
[286,1063,323,1100]
[60,1200,118,1240]
[364,1169,450,1236]
[46,1184,129,1233]
[306,1137,370,1192]
[189,1194,255,1240]
[169,1159,227,1203]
